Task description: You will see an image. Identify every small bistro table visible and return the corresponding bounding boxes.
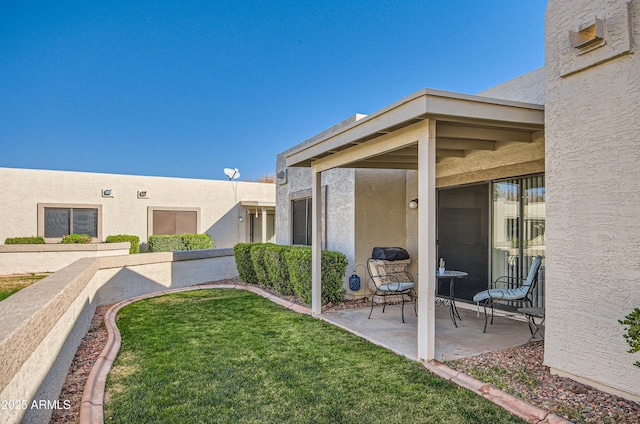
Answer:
[435,270,468,327]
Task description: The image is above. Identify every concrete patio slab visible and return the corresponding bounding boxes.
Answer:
[320,302,534,361]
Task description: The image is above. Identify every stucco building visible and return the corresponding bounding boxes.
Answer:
[276,0,640,403]
[0,167,275,272]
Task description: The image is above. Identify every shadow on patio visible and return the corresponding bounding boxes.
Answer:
[320,302,535,362]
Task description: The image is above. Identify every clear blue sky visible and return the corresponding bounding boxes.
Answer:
[1,1,547,181]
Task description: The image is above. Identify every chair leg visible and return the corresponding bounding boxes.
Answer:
[412,289,417,316]
[401,295,405,323]
[368,293,376,319]
[482,301,489,333]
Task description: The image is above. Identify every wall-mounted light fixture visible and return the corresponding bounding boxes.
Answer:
[102,189,114,198]
[137,190,149,199]
[408,198,418,209]
[238,216,244,223]
[570,17,605,49]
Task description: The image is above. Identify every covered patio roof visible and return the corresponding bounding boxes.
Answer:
[285,88,544,172]
[286,87,544,362]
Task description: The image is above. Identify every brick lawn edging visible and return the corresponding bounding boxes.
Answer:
[78,284,569,424]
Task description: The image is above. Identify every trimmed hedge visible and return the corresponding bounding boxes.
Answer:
[284,246,347,306]
[234,243,348,306]
[61,234,92,244]
[147,234,213,252]
[264,244,293,295]
[234,243,261,284]
[106,235,141,254]
[250,243,273,287]
[5,236,45,244]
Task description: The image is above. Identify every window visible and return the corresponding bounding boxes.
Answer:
[492,174,545,308]
[148,207,200,235]
[292,198,312,245]
[38,204,101,240]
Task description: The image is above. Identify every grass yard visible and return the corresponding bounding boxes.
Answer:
[104,289,525,423]
[0,273,50,301]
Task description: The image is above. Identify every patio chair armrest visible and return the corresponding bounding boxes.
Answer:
[490,275,524,289]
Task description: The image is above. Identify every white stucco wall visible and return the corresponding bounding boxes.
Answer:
[0,167,275,251]
[478,67,545,104]
[544,0,640,401]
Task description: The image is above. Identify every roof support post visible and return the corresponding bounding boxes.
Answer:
[417,119,437,361]
[261,206,267,242]
[311,168,322,315]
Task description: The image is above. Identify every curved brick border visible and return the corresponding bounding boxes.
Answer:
[78,284,569,424]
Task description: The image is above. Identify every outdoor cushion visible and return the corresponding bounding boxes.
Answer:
[379,282,415,292]
[473,286,529,302]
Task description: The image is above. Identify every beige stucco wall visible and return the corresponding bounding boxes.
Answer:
[0,242,130,274]
[353,169,409,296]
[544,0,640,401]
[0,167,275,251]
[479,67,546,104]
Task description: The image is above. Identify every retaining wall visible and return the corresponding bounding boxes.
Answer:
[0,243,131,275]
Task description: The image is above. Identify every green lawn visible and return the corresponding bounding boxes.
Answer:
[104,289,525,423]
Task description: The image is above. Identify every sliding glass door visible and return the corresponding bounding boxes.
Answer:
[492,175,545,308]
[437,184,489,302]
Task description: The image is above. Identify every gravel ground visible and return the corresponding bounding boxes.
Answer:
[51,281,640,424]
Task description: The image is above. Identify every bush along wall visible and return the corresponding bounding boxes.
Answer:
[61,234,92,244]
[284,246,347,306]
[233,243,261,284]
[250,243,273,287]
[234,242,348,306]
[147,234,213,252]
[105,235,141,254]
[5,236,45,244]
[264,244,293,295]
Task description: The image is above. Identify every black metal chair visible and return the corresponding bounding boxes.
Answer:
[367,258,417,323]
[473,255,543,333]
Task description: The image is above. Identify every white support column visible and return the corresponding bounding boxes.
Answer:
[311,168,322,314]
[417,119,437,361]
[261,206,267,242]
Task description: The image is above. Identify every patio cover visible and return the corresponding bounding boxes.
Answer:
[283,88,544,361]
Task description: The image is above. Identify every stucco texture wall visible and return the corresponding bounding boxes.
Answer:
[0,167,275,250]
[544,0,640,401]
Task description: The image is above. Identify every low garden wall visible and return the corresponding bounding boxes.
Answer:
[0,242,131,275]
[0,248,237,424]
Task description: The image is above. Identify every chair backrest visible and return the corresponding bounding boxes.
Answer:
[522,255,543,291]
[367,258,411,289]
[367,259,387,289]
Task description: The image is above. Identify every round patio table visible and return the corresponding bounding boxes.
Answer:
[435,270,468,327]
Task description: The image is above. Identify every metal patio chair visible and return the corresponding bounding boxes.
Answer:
[473,255,543,333]
[367,258,417,323]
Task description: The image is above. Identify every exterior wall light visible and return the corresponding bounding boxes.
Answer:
[137,190,149,199]
[102,189,113,198]
[238,216,244,222]
[409,198,418,209]
[570,17,605,49]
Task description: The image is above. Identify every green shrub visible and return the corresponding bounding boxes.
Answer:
[233,243,261,284]
[5,236,45,244]
[105,235,140,254]
[620,308,640,368]
[61,234,92,244]
[147,234,212,252]
[250,243,273,287]
[285,246,347,306]
[264,245,294,295]
[183,233,214,250]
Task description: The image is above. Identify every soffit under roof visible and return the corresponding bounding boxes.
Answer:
[284,88,544,170]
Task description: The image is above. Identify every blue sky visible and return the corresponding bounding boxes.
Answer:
[1,1,547,181]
